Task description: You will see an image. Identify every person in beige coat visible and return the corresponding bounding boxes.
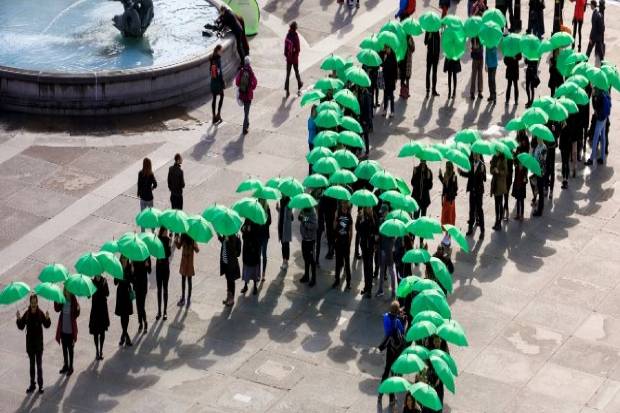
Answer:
[490,153,507,231]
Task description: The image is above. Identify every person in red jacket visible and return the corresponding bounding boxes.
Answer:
[571,0,587,51]
[54,289,80,377]
[235,56,258,135]
[284,21,303,98]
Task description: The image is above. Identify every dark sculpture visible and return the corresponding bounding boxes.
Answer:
[112,0,154,37]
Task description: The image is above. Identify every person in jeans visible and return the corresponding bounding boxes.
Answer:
[54,289,80,377]
[470,37,484,100]
[167,154,185,210]
[235,55,258,135]
[333,201,353,290]
[155,227,172,321]
[585,88,611,166]
[299,207,318,286]
[485,46,498,103]
[137,157,157,228]
[377,301,406,411]
[284,21,303,97]
[16,295,51,394]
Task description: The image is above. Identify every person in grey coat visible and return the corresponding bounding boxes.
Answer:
[277,196,293,270]
[299,207,318,286]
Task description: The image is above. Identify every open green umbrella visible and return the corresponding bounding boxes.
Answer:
[378,30,400,52]
[39,264,69,283]
[306,147,333,164]
[380,218,408,237]
[443,224,469,252]
[118,232,150,261]
[159,209,189,234]
[539,39,554,55]
[232,197,268,225]
[402,248,431,264]
[501,33,522,57]
[314,77,344,92]
[500,137,519,152]
[561,88,590,105]
[236,178,263,193]
[391,353,426,375]
[478,21,503,48]
[378,377,411,394]
[100,240,119,254]
[429,257,454,293]
[556,97,579,115]
[407,217,442,239]
[396,276,418,297]
[516,152,542,176]
[471,140,496,156]
[314,131,338,148]
[433,143,452,158]
[482,8,506,28]
[493,140,514,160]
[359,34,383,52]
[413,310,445,327]
[415,147,442,162]
[396,177,412,195]
[354,160,381,180]
[345,67,371,88]
[357,48,382,67]
[333,149,359,169]
[555,81,580,98]
[210,207,243,236]
[313,156,340,175]
[409,382,442,411]
[387,209,411,223]
[75,252,104,276]
[442,14,464,31]
[278,177,305,197]
[464,16,482,38]
[337,131,365,149]
[403,344,430,360]
[528,124,555,143]
[380,190,405,205]
[202,203,230,221]
[520,34,542,60]
[411,289,451,319]
[370,170,398,191]
[454,128,480,144]
[402,17,423,36]
[429,355,456,393]
[419,11,441,32]
[34,282,65,304]
[0,281,30,305]
[430,349,458,376]
[441,28,466,60]
[340,116,363,133]
[522,107,549,127]
[551,31,574,49]
[445,149,471,172]
[329,169,358,185]
[135,207,161,229]
[381,191,419,212]
[253,186,281,201]
[406,320,438,342]
[542,99,569,121]
[288,193,318,209]
[93,251,123,279]
[505,117,526,132]
[531,95,556,110]
[350,189,378,207]
[300,89,325,107]
[437,319,469,347]
[303,174,330,189]
[137,232,166,259]
[588,67,610,90]
[186,215,214,243]
[320,54,346,71]
[314,109,340,129]
[601,63,620,91]
[65,274,96,297]
[316,100,342,115]
[334,89,361,114]
[265,177,283,189]
[324,185,352,201]
[566,74,590,88]
[398,141,423,158]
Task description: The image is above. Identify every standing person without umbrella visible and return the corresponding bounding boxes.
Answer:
[16,295,51,394]
[357,207,377,298]
[132,258,151,334]
[572,0,587,51]
[470,37,484,100]
[377,301,406,412]
[156,227,172,321]
[512,155,529,220]
[217,5,246,62]
[277,195,293,269]
[137,157,157,220]
[168,154,185,210]
[89,275,109,361]
[532,137,548,216]
[524,58,539,107]
[299,207,318,286]
[460,153,486,238]
[411,161,433,241]
[496,0,514,31]
[490,153,508,230]
[444,54,461,100]
[236,55,258,135]
[284,21,303,98]
[528,0,546,38]
[586,0,604,66]
[175,233,199,307]
[486,46,498,103]
[220,233,242,306]
[586,87,612,165]
[258,198,271,280]
[399,36,414,99]
[381,46,398,118]
[210,45,225,125]
[54,288,79,377]
[241,219,261,295]
[504,52,521,105]
[115,257,134,347]
[439,162,458,227]
[424,30,441,97]
[333,201,353,290]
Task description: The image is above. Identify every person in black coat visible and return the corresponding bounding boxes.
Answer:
[115,257,134,347]
[167,153,185,210]
[524,58,539,107]
[220,234,241,306]
[548,50,564,97]
[424,31,441,96]
[356,207,377,298]
[381,46,398,117]
[411,161,433,246]
[586,1,605,64]
[156,227,172,321]
[132,258,151,334]
[319,193,337,260]
[504,53,521,105]
[89,275,110,361]
[459,153,487,238]
[560,116,574,188]
[258,198,271,280]
[241,220,261,295]
[137,157,157,216]
[16,295,51,394]
[359,86,374,155]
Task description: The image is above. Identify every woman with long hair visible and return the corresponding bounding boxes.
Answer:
[89,275,109,360]
[137,158,157,229]
[115,257,134,347]
[210,44,225,124]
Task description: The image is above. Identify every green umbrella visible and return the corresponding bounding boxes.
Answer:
[118,232,150,261]
[419,11,441,32]
[337,131,365,149]
[464,16,482,38]
[381,190,419,212]
[454,128,481,144]
[413,310,445,327]
[345,66,371,88]
[186,215,214,243]
[562,88,590,105]
[443,224,469,252]
[572,62,594,79]
[359,34,382,52]
[380,218,408,237]
[437,319,469,347]
[100,240,119,254]
[442,28,466,60]
[329,169,358,185]
[38,263,69,283]
[528,124,555,143]
[482,8,506,28]
[288,193,318,209]
[588,67,610,90]
[232,197,268,225]
[551,31,573,49]
[478,21,503,48]
[601,63,620,91]
[378,30,400,52]
[539,39,554,55]
[520,34,542,60]
[340,116,363,133]
[314,77,344,92]
[265,177,283,189]
[493,140,514,160]
[409,382,442,411]
[334,89,360,114]
[391,353,426,375]
[500,137,519,151]
[370,170,398,190]
[429,355,456,393]
[471,140,496,156]
[433,143,452,158]
[402,17,423,36]
[450,141,472,156]
[236,178,263,193]
[324,185,352,201]
[501,33,522,57]
[395,177,412,195]
[415,147,442,162]
[314,131,339,148]
[0,281,30,305]
[34,282,65,304]
[407,217,442,238]
[396,275,418,297]
[555,81,580,98]
[138,232,166,258]
[303,174,330,189]
[378,377,411,394]
[380,189,405,205]
[517,152,542,176]
[211,207,243,236]
[429,257,454,293]
[522,107,549,127]
[430,349,459,376]
[202,203,230,221]
[75,252,104,276]
[253,186,282,201]
[357,48,382,67]
[406,320,437,342]
[566,74,590,88]
[402,248,431,264]
[531,95,556,110]
[135,207,161,229]
[556,96,579,115]
[93,251,123,279]
[333,149,359,169]
[542,100,569,121]
[320,54,346,71]
[505,117,526,131]
[278,177,305,197]
[300,89,325,107]
[398,141,423,158]
[159,209,189,234]
[411,289,452,319]
[354,160,381,180]
[306,146,333,164]
[316,99,342,115]
[402,344,430,360]
[65,274,96,297]
[313,156,340,175]
[314,109,340,129]
[356,198,379,221]
[442,14,464,31]
[445,148,471,172]
[387,209,411,223]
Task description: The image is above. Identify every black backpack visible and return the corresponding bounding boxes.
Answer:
[386,316,405,354]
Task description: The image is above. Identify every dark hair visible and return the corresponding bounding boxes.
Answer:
[174,153,181,163]
[158,227,168,238]
[211,44,222,62]
[180,233,194,246]
[141,157,153,176]
[290,21,297,31]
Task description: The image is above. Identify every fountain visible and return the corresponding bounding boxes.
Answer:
[0,0,238,115]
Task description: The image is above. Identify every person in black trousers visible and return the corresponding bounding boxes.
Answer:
[299,207,318,286]
[359,86,374,155]
[156,228,172,321]
[424,31,440,97]
[504,53,521,105]
[525,58,539,107]
[320,193,337,259]
[381,46,398,117]
[560,116,574,188]
[545,121,560,199]
[115,257,134,347]
[16,295,51,394]
[357,207,376,298]
[167,153,185,210]
[132,258,151,334]
[220,234,241,306]
[333,201,353,290]
[55,289,79,377]
[460,154,487,238]
[377,301,406,410]
[532,138,548,216]
[209,45,225,124]
[411,161,433,245]
[258,198,271,280]
[137,157,157,219]
[89,275,109,360]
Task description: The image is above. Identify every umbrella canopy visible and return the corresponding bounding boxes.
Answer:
[406,320,437,342]
[409,382,442,411]
[402,248,431,264]
[464,16,482,38]
[396,276,418,297]
[329,169,358,185]
[135,207,161,229]
[378,30,400,52]
[202,203,230,221]
[314,77,344,92]
[501,33,522,57]
[65,274,97,297]
[370,170,398,190]
[391,353,426,375]
[313,156,341,175]
[210,207,243,236]
[402,344,431,360]
[333,149,359,169]
[419,11,441,32]
[34,282,66,304]
[520,34,542,60]
[395,177,412,195]
[320,54,346,71]
[345,66,371,88]
[314,130,339,148]
[407,217,442,239]
[236,178,263,193]
[93,251,123,279]
[314,109,340,129]
[359,34,382,52]
[138,232,166,259]
[381,190,419,212]
[493,140,514,160]
[0,281,30,305]
[413,310,445,327]
[398,141,423,158]
[159,209,189,234]
[354,160,381,180]
[306,146,333,164]
[478,21,503,48]
[402,17,423,36]
[522,107,549,126]
[39,263,69,283]
[265,177,282,189]
[556,96,579,114]
[437,319,469,347]
[75,252,104,276]
[100,240,119,254]
[334,89,361,114]
[443,224,469,252]
[415,146,443,162]
[118,232,150,261]
[429,257,454,293]
[316,99,342,114]
[542,99,569,121]
[378,377,411,394]
[445,149,471,171]
[411,289,451,319]
[558,87,590,105]
[516,152,542,176]
[253,186,282,201]
[528,124,555,143]
[337,131,365,149]
[350,189,379,207]
[430,355,456,393]
[566,74,590,88]
[232,197,268,225]
[386,209,412,223]
[303,174,330,189]
[588,67,610,90]
[430,348,459,376]
[482,8,506,28]
[442,14,464,31]
[454,128,481,144]
[380,218,408,237]
[186,215,214,243]
[357,48,382,67]
[278,177,305,197]
[324,185,352,201]
[288,193,318,209]
[300,89,325,107]
[601,63,620,91]
[441,27,467,60]
[538,39,554,55]
[551,31,573,49]
[471,140,496,156]
[340,116,363,133]
[505,117,526,132]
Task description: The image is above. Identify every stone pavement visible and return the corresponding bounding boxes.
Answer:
[1,0,620,412]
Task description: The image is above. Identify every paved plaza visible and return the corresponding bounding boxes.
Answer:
[2,0,620,412]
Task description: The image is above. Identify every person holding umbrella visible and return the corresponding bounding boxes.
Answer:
[54,288,79,377]
[377,300,406,411]
[532,137,548,216]
[512,155,529,220]
[524,58,540,107]
[220,233,242,306]
[299,206,318,286]
[504,52,521,105]
[460,153,486,238]
[16,295,51,394]
[356,207,377,298]
[399,35,415,99]
[277,196,293,269]
[469,37,484,100]
[257,198,272,280]
[156,227,172,321]
[132,258,151,333]
[89,275,109,360]
[333,201,353,290]
[381,46,398,118]
[439,161,458,227]
[490,152,508,230]
[585,87,612,166]
[240,219,261,295]
[411,161,433,244]
[115,257,134,347]
[175,233,199,308]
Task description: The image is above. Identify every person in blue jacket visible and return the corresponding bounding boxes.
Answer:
[377,301,406,411]
[396,0,416,21]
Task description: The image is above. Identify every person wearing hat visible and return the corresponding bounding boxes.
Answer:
[586,0,605,66]
[235,55,258,135]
